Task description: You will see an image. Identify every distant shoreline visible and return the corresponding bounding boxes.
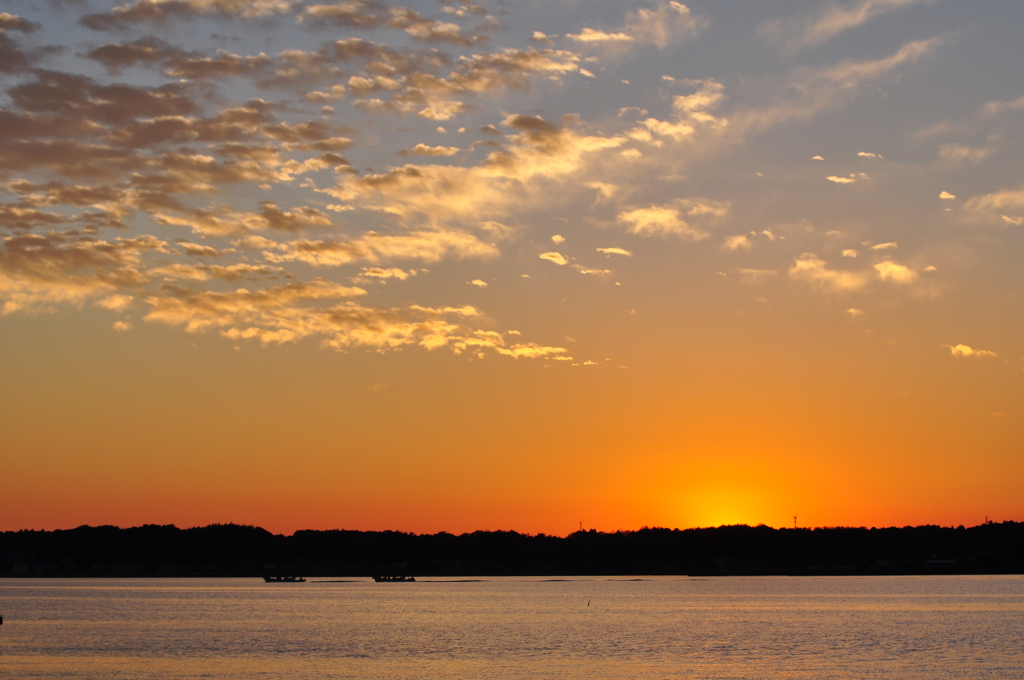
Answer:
[3,522,1022,578]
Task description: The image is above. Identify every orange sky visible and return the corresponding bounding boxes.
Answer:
[1,0,1022,535]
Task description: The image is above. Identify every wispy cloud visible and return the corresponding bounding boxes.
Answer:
[962,186,1024,226]
[759,0,937,54]
[596,247,632,257]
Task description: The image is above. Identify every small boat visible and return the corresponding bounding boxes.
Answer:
[263,575,306,582]
[373,575,415,582]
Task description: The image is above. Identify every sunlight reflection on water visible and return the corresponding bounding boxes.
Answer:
[1,576,1023,679]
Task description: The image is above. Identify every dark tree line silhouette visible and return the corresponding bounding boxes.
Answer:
[1,522,1022,577]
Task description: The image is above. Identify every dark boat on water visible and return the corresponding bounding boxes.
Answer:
[373,575,415,582]
[263,576,306,582]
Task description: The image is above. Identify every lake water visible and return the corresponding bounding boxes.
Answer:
[1,576,1022,679]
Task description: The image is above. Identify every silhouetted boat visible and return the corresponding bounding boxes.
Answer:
[373,575,415,582]
[263,575,306,582]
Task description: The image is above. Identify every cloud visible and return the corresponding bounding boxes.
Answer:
[737,268,777,284]
[939,191,956,200]
[567,2,705,51]
[625,2,706,49]
[944,344,997,359]
[0,13,40,33]
[153,202,334,237]
[299,1,389,29]
[980,93,1024,117]
[324,116,624,229]
[618,198,727,240]
[353,267,418,283]
[468,279,487,287]
[566,28,633,44]
[724,235,751,251]
[939,144,990,165]
[0,231,163,314]
[847,308,866,320]
[789,253,871,292]
[759,0,936,54]
[264,230,499,267]
[551,234,566,244]
[531,31,553,46]
[871,242,897,251]
[494,343,569,359]
[632,79,727,143]
[149,262,292,282]
[539,251,568,266]
[596,247,631,257]
[873,260,917,283]
[142,280,543,355]
[619,206,699,239]
[81,0,294,31]
[398,144,460,157]
[857,151,883,159]
[732,38,945,136]
[301,4,483,46]
[345,46,584,120]
[842,249,858,258]
[962,186,1024,226]
[97,294,135,311]
[827,173,869,184]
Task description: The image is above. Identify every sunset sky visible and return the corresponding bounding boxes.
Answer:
[2,0,1022,535]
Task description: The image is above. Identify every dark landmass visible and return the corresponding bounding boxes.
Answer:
[1,522,1022,577]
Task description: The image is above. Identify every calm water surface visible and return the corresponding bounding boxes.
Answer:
[1,576,1022,679]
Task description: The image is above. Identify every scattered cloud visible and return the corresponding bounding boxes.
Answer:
[398,144,460,157]
[618,198,727,240]
[724,235,752,252]
[944,344,997,358]
[81,0,294,31]
[874,260,917,283]
[0,1,1010,369]
[827,173,869,184]
[264,231,500,268]
[789,253,871,292]
[352,267,420,283]
[575,266,611,275]
[567,28,633,44]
